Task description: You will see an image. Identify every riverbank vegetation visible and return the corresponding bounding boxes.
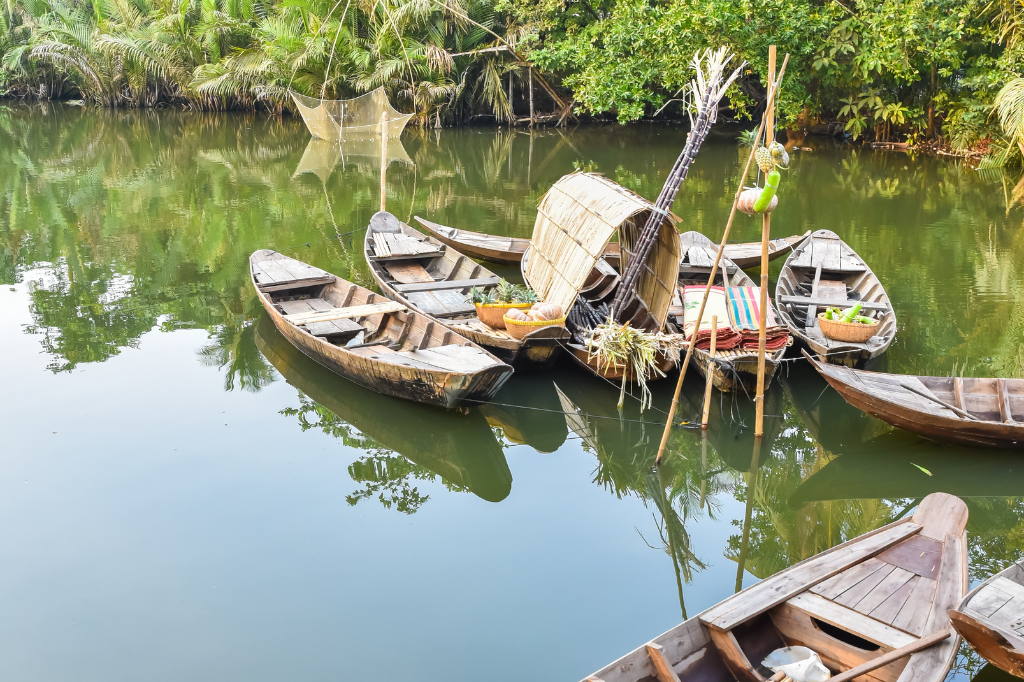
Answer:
[1,0,1023,157]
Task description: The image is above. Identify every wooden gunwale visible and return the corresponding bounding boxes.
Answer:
[250,249,513,409]
[582,493,967,682]
[950,559,1024,677]
[775,229,896,367]
[366,212,569,369]
[806,353,1024,450]
[673,232,786,394]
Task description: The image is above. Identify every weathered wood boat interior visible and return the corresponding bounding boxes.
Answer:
[368,213,570,364]
[585,493,967,682]
[252,250,504,376]
[776,230,896,364]
[950,561,1024,678]
[413,215,531,265]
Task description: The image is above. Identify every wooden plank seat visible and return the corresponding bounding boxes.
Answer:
[778,295,891,312]
[281,300,406,325]
[277,299,371,338]
[356,344,501,373]
[393,277,500,293]
[253,259,335,293]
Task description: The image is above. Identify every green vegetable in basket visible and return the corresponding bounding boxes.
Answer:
[824,308,834,320]
[854,315,874,324]
[752,170,781,213]
[841,302,863,322]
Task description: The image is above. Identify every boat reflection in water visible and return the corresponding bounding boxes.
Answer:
[254,314,513,505]
[479,371,569,453]
[790,430,1024,505]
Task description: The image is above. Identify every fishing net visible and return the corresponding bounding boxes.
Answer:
[290,88,414,140]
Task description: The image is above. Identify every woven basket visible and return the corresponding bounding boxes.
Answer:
[503,315,567,340]
[475,302,531,329]
[818,313,879,343]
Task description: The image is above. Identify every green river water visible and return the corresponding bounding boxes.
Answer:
[1,104,1023,681]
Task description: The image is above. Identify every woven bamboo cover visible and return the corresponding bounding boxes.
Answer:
[290,88,414,141]
[524,173,680,328]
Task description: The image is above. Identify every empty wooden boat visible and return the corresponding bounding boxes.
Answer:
[776,229,896,366]
[414,216,531,266]
[949,560,1024,678]
[668,232,788,393]
[806,352,1024,450]
[365,212,569,368]
[414,215,809,272]
[250,249,513,409]
[582,492,968,682]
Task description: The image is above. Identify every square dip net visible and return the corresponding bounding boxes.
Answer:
[290,87,414,140]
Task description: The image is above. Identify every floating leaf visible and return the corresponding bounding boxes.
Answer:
[909,462,932,476]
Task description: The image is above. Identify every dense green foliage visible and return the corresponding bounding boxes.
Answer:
[2,0,1023,145]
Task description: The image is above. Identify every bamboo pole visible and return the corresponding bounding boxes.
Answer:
[754,45,777,438]
[380,111,388,213]
[529,67,535,126]
[654,53,790,466]
[735,438,761,593]
[701,316,718,429]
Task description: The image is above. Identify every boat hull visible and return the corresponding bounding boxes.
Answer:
[813,362,1024,450]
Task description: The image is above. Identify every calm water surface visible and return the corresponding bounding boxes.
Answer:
[1,104,1023,682]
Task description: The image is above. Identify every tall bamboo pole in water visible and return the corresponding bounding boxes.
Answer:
[754,46,777,437]
[380,111,388,212]
[655,53,789,465]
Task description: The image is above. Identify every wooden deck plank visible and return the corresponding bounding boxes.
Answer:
[811,558,887,600]
[891,577,937,636]
[700,521,922,631]
[836,564,899,608]
[282,301,406,324]
[778,295,889,312]
[385,261,434,284]
[855,567,916,615]
[869,576,921,626]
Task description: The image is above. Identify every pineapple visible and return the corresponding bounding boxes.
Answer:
[755,146,774,173]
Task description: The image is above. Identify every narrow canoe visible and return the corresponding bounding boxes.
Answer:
[413,215,809,272]
[806,351,1024,449]
[776,229,896,366]
[250,249,513,409]
[414,215,531,266]
[668,231,787,393]
[949,560,1024,678]
[366,212,570,369]
[583,492,968,682]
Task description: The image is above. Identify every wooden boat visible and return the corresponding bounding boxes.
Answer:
[414,216,531,266]
[668,232,787,393]
[365,212,569,369]
[806,352,1024,450]
[250,249,513,409]
[414,215,809,272]
[252,314,513,503]
[776,229,896,366]
[582,492,968,682]
[949,560,1024,678]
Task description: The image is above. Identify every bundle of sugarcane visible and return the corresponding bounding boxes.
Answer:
[610,48,745,323]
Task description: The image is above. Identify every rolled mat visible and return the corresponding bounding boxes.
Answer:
[726,285,790,351]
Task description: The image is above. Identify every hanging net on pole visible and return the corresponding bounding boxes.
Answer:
[290,87,414,140]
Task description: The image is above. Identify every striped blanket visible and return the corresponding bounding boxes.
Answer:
[682,286,741,350]
[726,286,789,351]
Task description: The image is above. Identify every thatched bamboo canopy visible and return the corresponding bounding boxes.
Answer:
[524,172,680,329]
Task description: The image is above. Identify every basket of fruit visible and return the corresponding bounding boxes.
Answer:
[817,304,879,343]
[503,303,566,340]
[467,280,538,329]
